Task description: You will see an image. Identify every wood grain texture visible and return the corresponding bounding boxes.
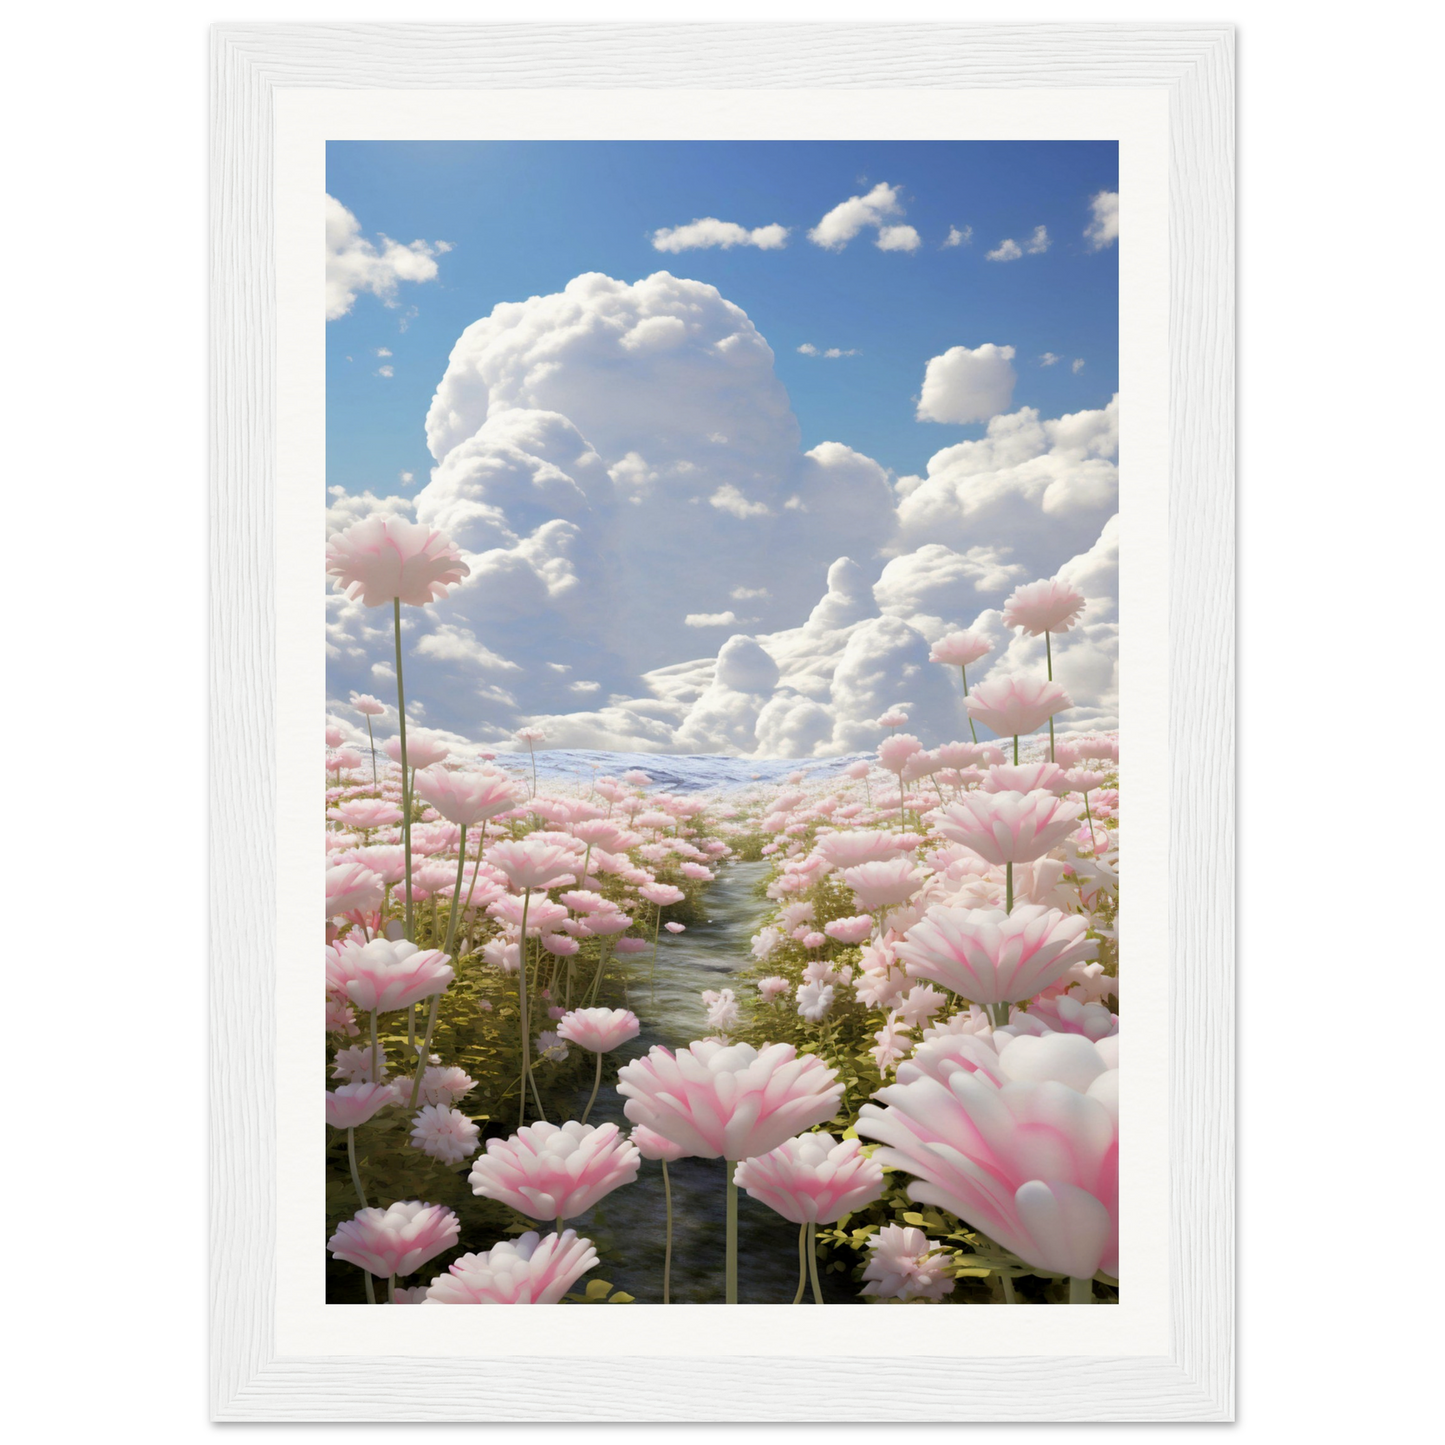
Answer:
[210,22,1233,1422]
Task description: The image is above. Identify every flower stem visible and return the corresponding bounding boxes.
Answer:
[793,1223,808,1304]
[1006,861,1014,913]
[555,1215,564,1235]
[1069,1276,1094,1304]
[961,665,978,744]
[346,1127,368,1209]
[363,1271,376,1305]
[807,1222,824,1304]
[392,598,414,942]
[515,891,535,1129]
[581,1050,603,1123]
[1000,1271,1017,1304]
[387,1275,395,1303]
[1013,733,1019,766]
[369,1010,379,1086]
[649,907,663,1006]
[1045,631,1056,762]
[408,994,440,1109]
[441,824,467,959]
[662,1160,673,1305]
[725,1167,738,1304]
[365,715,377,792]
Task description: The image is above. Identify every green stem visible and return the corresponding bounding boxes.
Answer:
[1006,861,1014,914]
[581,1050,603,1123]
[649,907,663,1006]
[792,1223,808,1304]
[961,665,978,744]
[1001,1272,1017,1304]
[363,1270,376,1305]
[555,1215,565,1235]
[725,1167,738,1304]
[807,1221,824,1304]
[392,598,414,942]
[441,825,467,958]
[517,892,532,1130]
[529,743,538,799]
[346,1127,368,1209]
[1013,733,1019,766]
[369,1010,379,1086]
[387,1275,395,1303]
[365,715,377,792]
[1046,631,1056,762]
[1069,1276,1094,1304]
[1083,790,1096,846]
[408,993,440,1109]
[662,1160,673,1305]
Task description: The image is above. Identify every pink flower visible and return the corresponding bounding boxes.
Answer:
[486,839,579,892]
[630,1123,690,1161]
[757,976,791,1003]
[539,933,579,956]
[813,831,903,870]
[325,514,470,608]
[929,630,992,666]
[703,988,740,1033]
[982,762,1070,795]
[823,914,875,944]
[878,733,923,773]
[857,1038,1118,1279]
[844,761,871,780]
[412,767,519,826]
[416,1066,476,1106]
[877,709,910,729]
[342,844,407,886]
[425,1230,597,1304]
[1002,577,1087,636]
[795,980,835,1021]
[328,798,404,830]
[617,1041,843,1161]
[840,859,925,912]
[614,937,650,955]
[351,692,387,717]
[895,904,1096,1005]
[326,1201,461,1278]
[557,1007,641,1054]
[410,1105,481,1165]
[325,1082,395,1129]
[932,791,1083,866]
[965,675,1073,740]
[860,1224,956,1301]
[383,730,451,770]
[639,882,686,908]
[468,1121,641,1221]
[325,862,385,918]
[326,724,345,748]
[338,938,454,1014]
[664,921,687,933]
[733,1132,885,1224]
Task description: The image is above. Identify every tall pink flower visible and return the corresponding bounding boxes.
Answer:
[630,1124,690,1162]
[412,767,520,826]
[557,1007,641,1054]
[894,904,1096,1005]
[813,831,904,870]
[468,1121,641,1221]
[932,791,1083,866]
[639,882,686,908]
[329,798,404,829]
[325,514,470,608]
[857,1044,1118,1281]
[486,838,579,892]
[929,631,992,666]
[732,1132,885,1224]
[617,1041,843,1161]
[840,859,925,912]
[325,1081,395,1129]
[965,676,1073,739]
[982,762,1070,795]
[878,733,923,773]
[351,692,387,717]
[325,862,385,918]
[823,914,875,944]
[1002,577,1087,636]
[383,730,451,770]
[338,938,454,1014]
[425,1230,597,1304]
[327,1201,460,1278]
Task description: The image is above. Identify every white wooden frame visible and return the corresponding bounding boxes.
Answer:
[211,22,1233,1421]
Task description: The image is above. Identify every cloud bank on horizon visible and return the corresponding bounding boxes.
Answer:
[325,259,1120,759]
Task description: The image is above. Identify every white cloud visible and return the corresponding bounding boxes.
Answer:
[414,624,520,671]
[399,470,416,486]
[376,365,394,378]
[943,225,972,248]
[325,194,445,321]
[1040,353,1061,367]
[1085,190,1120,250]
[1025,225,1051,254]
[916,343,1018,424]
[798,344,859,359]
[808,182,905,251]
[376,347,393,357]
[651,218,789,252]
[987,238,1023,262]
[709,484,772,519]
[732,586,769,600]
[1072,358,1086,374]
[876,225,921,253]
[797,343,819,355]
[685,611,741,628]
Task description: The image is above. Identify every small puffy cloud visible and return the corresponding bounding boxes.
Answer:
[987,238,1023,262]
[325,194,444,321]
[685,611,740,628]
[798,343,859,359]
[1040,353,1061,367]
[376,365,394,378]
[709,484,772,519]
[732,585,769,600]
[1085,190,1119,250]
[651,218,789,252]
[1072,358,1086,374]
[569,680,602,694]
[1025,225,1051,254]
[916,343,1018,425]
[876,224,921,253]
[414,624,520,671]
[326,485,412,536]
[943,225,972,248]
[808,182,904,251]
[376,347,392,357]
[797,343,819,355]
[399,470,415,485]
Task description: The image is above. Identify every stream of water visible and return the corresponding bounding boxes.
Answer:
[563,858,857,1305]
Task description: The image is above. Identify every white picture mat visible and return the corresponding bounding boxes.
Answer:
[275,85,1168,1359]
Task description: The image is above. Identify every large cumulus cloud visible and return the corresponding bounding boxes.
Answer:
[326,270,1119,756]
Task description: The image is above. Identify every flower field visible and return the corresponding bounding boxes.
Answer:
[324,515,1119,1306]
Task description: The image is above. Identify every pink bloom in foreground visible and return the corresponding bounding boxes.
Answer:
[857,1050,1118,1280]
[932,791,1083,866]
[965,676,1073,739]
[860,1224,956,1302]
[895,904,1096,1006]
[630,1124,690,1162]
[325,514,470,608]
[841,859,925,912]
[325,862,385,918]
[878,733,923,773]
[325,1081,395,1129]
[982,762,1070,796]
[329,797,404,829]
[1002,577,1087,636]
[813,831,904,870]
[327,1201,460,1278]
[929,630,992,667]
[383,730,451,770]
[617,1041,843,1161]
[639,882,686,908]
[487,839,579,893]
[425,1230,597,1304]
[412,766,519,826]
[824,914,875,944]
[557,1007,641,1054]
[733,1132,885,1224]
[468,1121,641,1221]
[339,938,454,1014]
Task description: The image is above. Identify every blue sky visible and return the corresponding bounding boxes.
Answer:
[325,140,1117,500]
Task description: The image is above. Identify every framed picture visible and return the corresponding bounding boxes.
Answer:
[212,21,1233,1422]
